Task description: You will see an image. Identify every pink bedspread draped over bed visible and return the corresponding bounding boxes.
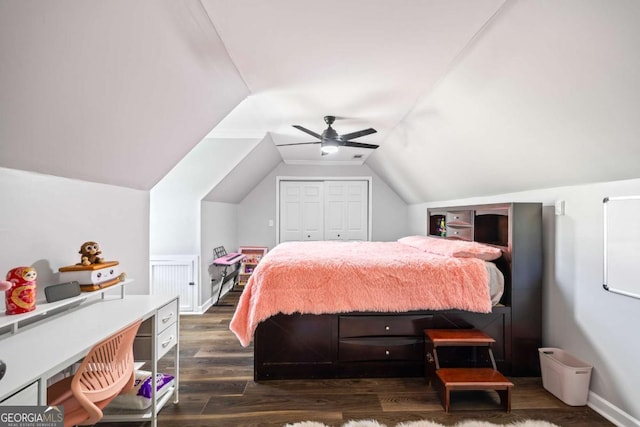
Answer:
[229,241,492,347]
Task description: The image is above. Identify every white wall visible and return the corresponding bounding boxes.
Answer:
[408,178,640,426]
[150,138,259,256]
[0,167,150,296]
[150,136,263,309]
[0,1,250,191]
[200,201,238,307]
[236,163,410,249]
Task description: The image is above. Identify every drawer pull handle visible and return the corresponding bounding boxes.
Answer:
[161,313,174,323]
[385,350,390,356]
[385,326,390,331]
[162,336,174,348]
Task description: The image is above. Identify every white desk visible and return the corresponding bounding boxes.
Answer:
[0,292,179,427]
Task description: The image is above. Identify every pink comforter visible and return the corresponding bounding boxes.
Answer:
[229,241,492,347]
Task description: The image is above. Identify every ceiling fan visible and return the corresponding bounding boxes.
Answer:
[278,116,378,155]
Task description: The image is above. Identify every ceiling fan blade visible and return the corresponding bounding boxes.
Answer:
[340,128,377,141]
[342,141,380,150]
[276,141,321,147]
[292,125,322,140]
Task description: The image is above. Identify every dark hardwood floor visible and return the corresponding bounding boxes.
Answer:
[104,290,614,427]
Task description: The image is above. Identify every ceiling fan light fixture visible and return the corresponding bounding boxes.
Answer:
[281,116,378,156]
[321,145,339,154]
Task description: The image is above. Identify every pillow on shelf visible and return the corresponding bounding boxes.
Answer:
[398,235,502,261]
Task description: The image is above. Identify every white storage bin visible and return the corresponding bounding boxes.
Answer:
[539,347,592,406]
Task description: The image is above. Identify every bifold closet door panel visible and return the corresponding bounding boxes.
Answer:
[280,181,324,242]
[325,180,368,241]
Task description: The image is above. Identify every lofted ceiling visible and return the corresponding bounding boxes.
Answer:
[2,1,640,204]
[201,0,506,168]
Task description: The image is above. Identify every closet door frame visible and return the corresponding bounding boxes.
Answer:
[276,176,373,244]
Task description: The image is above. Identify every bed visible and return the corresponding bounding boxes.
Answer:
[230,202,542,380]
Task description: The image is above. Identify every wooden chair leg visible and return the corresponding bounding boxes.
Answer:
[497,388,511,412]
[437,381,450,413]
[444,387,451,413]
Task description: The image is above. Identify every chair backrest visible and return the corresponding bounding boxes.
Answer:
[70,319,142,420]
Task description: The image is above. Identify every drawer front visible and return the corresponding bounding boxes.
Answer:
[340,315,432,338]
[446,210,472,225]
[339,337,422,362]
[446,226,472,241]
[157,322,178,359]
[156,299,178,333]
[1,381,38,405]
[134,323,178,360]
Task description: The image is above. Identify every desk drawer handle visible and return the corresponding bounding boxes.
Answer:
[384,325,390,331]
[162,336,175,348]
[385,350,390,356]
[161,312,174,323]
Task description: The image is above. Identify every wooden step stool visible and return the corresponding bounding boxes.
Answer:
[424,329,513,413]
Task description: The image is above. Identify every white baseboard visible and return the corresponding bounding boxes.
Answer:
[197,298,213,314]
[192,280,235,314]
[588,391,640,426]
[177,294,213,315]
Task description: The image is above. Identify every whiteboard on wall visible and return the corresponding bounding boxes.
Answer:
[603,196,640,300]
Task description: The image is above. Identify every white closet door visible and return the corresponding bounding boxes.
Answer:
[280,181,303,242]
[345,180,368,240]
[301,182,324,240]
[325,180,368,241]
[280,181,324,242]
[325,181,346,240]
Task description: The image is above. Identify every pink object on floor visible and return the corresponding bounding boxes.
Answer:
[229,241,492,347]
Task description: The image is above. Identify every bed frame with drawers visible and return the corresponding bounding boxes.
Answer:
[253,202,542,380]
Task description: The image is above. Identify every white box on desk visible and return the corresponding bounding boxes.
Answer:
[59,261,120,285]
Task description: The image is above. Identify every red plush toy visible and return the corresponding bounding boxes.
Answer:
[4,266,37,315]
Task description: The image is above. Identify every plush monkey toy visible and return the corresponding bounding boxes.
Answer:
[78,241,105,266]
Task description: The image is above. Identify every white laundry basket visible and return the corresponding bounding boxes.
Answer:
[539,347,592,406]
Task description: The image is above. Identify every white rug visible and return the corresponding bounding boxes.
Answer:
[284,420,560,427]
